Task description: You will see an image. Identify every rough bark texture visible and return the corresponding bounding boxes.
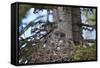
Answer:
[72,8,83,44]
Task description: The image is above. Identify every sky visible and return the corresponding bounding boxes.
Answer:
[80,8,96,40]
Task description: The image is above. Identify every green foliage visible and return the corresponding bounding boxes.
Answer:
[72,43,96,61]
[88,9,96,25]
[82,8,96,25]
[19,43,41,64]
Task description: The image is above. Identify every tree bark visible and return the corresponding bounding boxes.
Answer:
[72,7,83,44]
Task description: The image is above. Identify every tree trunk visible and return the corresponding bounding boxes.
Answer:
[44,7,74,62]
[72,7,83,44]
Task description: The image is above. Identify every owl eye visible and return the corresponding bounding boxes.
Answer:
[54,31,66,37]
[60,33,65,37]
[54,31,59,36]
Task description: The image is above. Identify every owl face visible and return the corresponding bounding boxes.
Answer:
[54,31,66,40]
